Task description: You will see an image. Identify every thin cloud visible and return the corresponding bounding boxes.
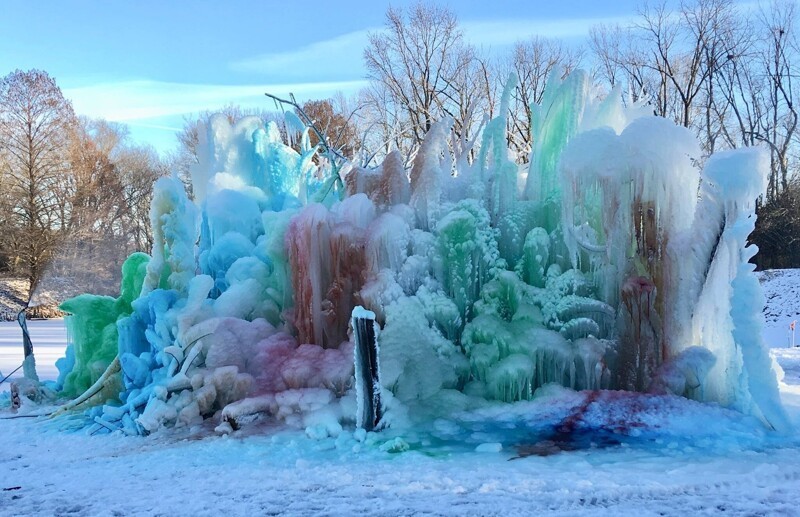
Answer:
[63,79,368,122]
[230,29,375,79]
[461,14,638,46]
[124,120,184,132]
[229,15,637,80]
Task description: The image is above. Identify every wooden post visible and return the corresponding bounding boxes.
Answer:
[352,306,382,431]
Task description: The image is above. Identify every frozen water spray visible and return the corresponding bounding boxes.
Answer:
[44,70,790,437]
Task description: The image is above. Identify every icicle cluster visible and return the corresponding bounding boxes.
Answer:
[55,70,790,435]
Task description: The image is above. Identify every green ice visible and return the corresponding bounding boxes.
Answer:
[59,253,150,398]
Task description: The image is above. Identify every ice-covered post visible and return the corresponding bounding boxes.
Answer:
[352,306,382,431]
[17,308,38,382]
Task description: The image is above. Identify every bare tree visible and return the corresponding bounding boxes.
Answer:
[296,98,362,159]
[68,118,166,254]
[500,37,583,159]
[759,1,798,197]
[68,118,126,238]
[17,117,171,302]
[591,0,739,134]
[633,1,734,128]
[363,2,485,158]
[115,144,168,252]
[0,69,77,291]
[356,82,418,166]
[590,24,658,106]
[711,1,798,200]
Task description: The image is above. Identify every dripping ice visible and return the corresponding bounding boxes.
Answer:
[52,70,790,437]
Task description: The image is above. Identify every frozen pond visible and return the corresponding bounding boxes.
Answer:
[0,319,67,384]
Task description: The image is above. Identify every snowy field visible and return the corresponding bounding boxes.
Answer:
[761,269,800,349]
[1,272,800,515]
[0,319,66,386]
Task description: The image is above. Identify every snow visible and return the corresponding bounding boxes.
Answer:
[0,319,66,388]
[1,69,799,513]
[1,270,800,514]
[759,269,800,348]
[1,358,799,515]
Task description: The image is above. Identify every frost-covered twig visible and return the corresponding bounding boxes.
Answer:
[265,92,349,200]
[265,93,347,164]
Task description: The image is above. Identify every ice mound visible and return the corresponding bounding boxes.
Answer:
[53,70,789,437]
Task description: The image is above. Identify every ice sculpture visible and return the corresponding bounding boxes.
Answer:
[54,69,790,437]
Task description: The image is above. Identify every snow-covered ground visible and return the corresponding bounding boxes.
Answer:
[760,269,800,349]
[1,272,800,515]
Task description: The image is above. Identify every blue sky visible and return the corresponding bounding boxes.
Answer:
[0,0,643,154]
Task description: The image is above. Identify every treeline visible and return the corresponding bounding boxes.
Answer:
[0,70,168,295]
[2,0,798,294]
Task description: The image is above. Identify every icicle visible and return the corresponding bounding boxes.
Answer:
[409,118,453,231]
[142,176,200,297]
[524,70,590,216]
[286,204,331,346]
[50,68,790,436]
[345,150,410,207]
[477,73,519,223]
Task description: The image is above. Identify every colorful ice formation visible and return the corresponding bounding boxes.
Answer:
[56,71,790,436]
